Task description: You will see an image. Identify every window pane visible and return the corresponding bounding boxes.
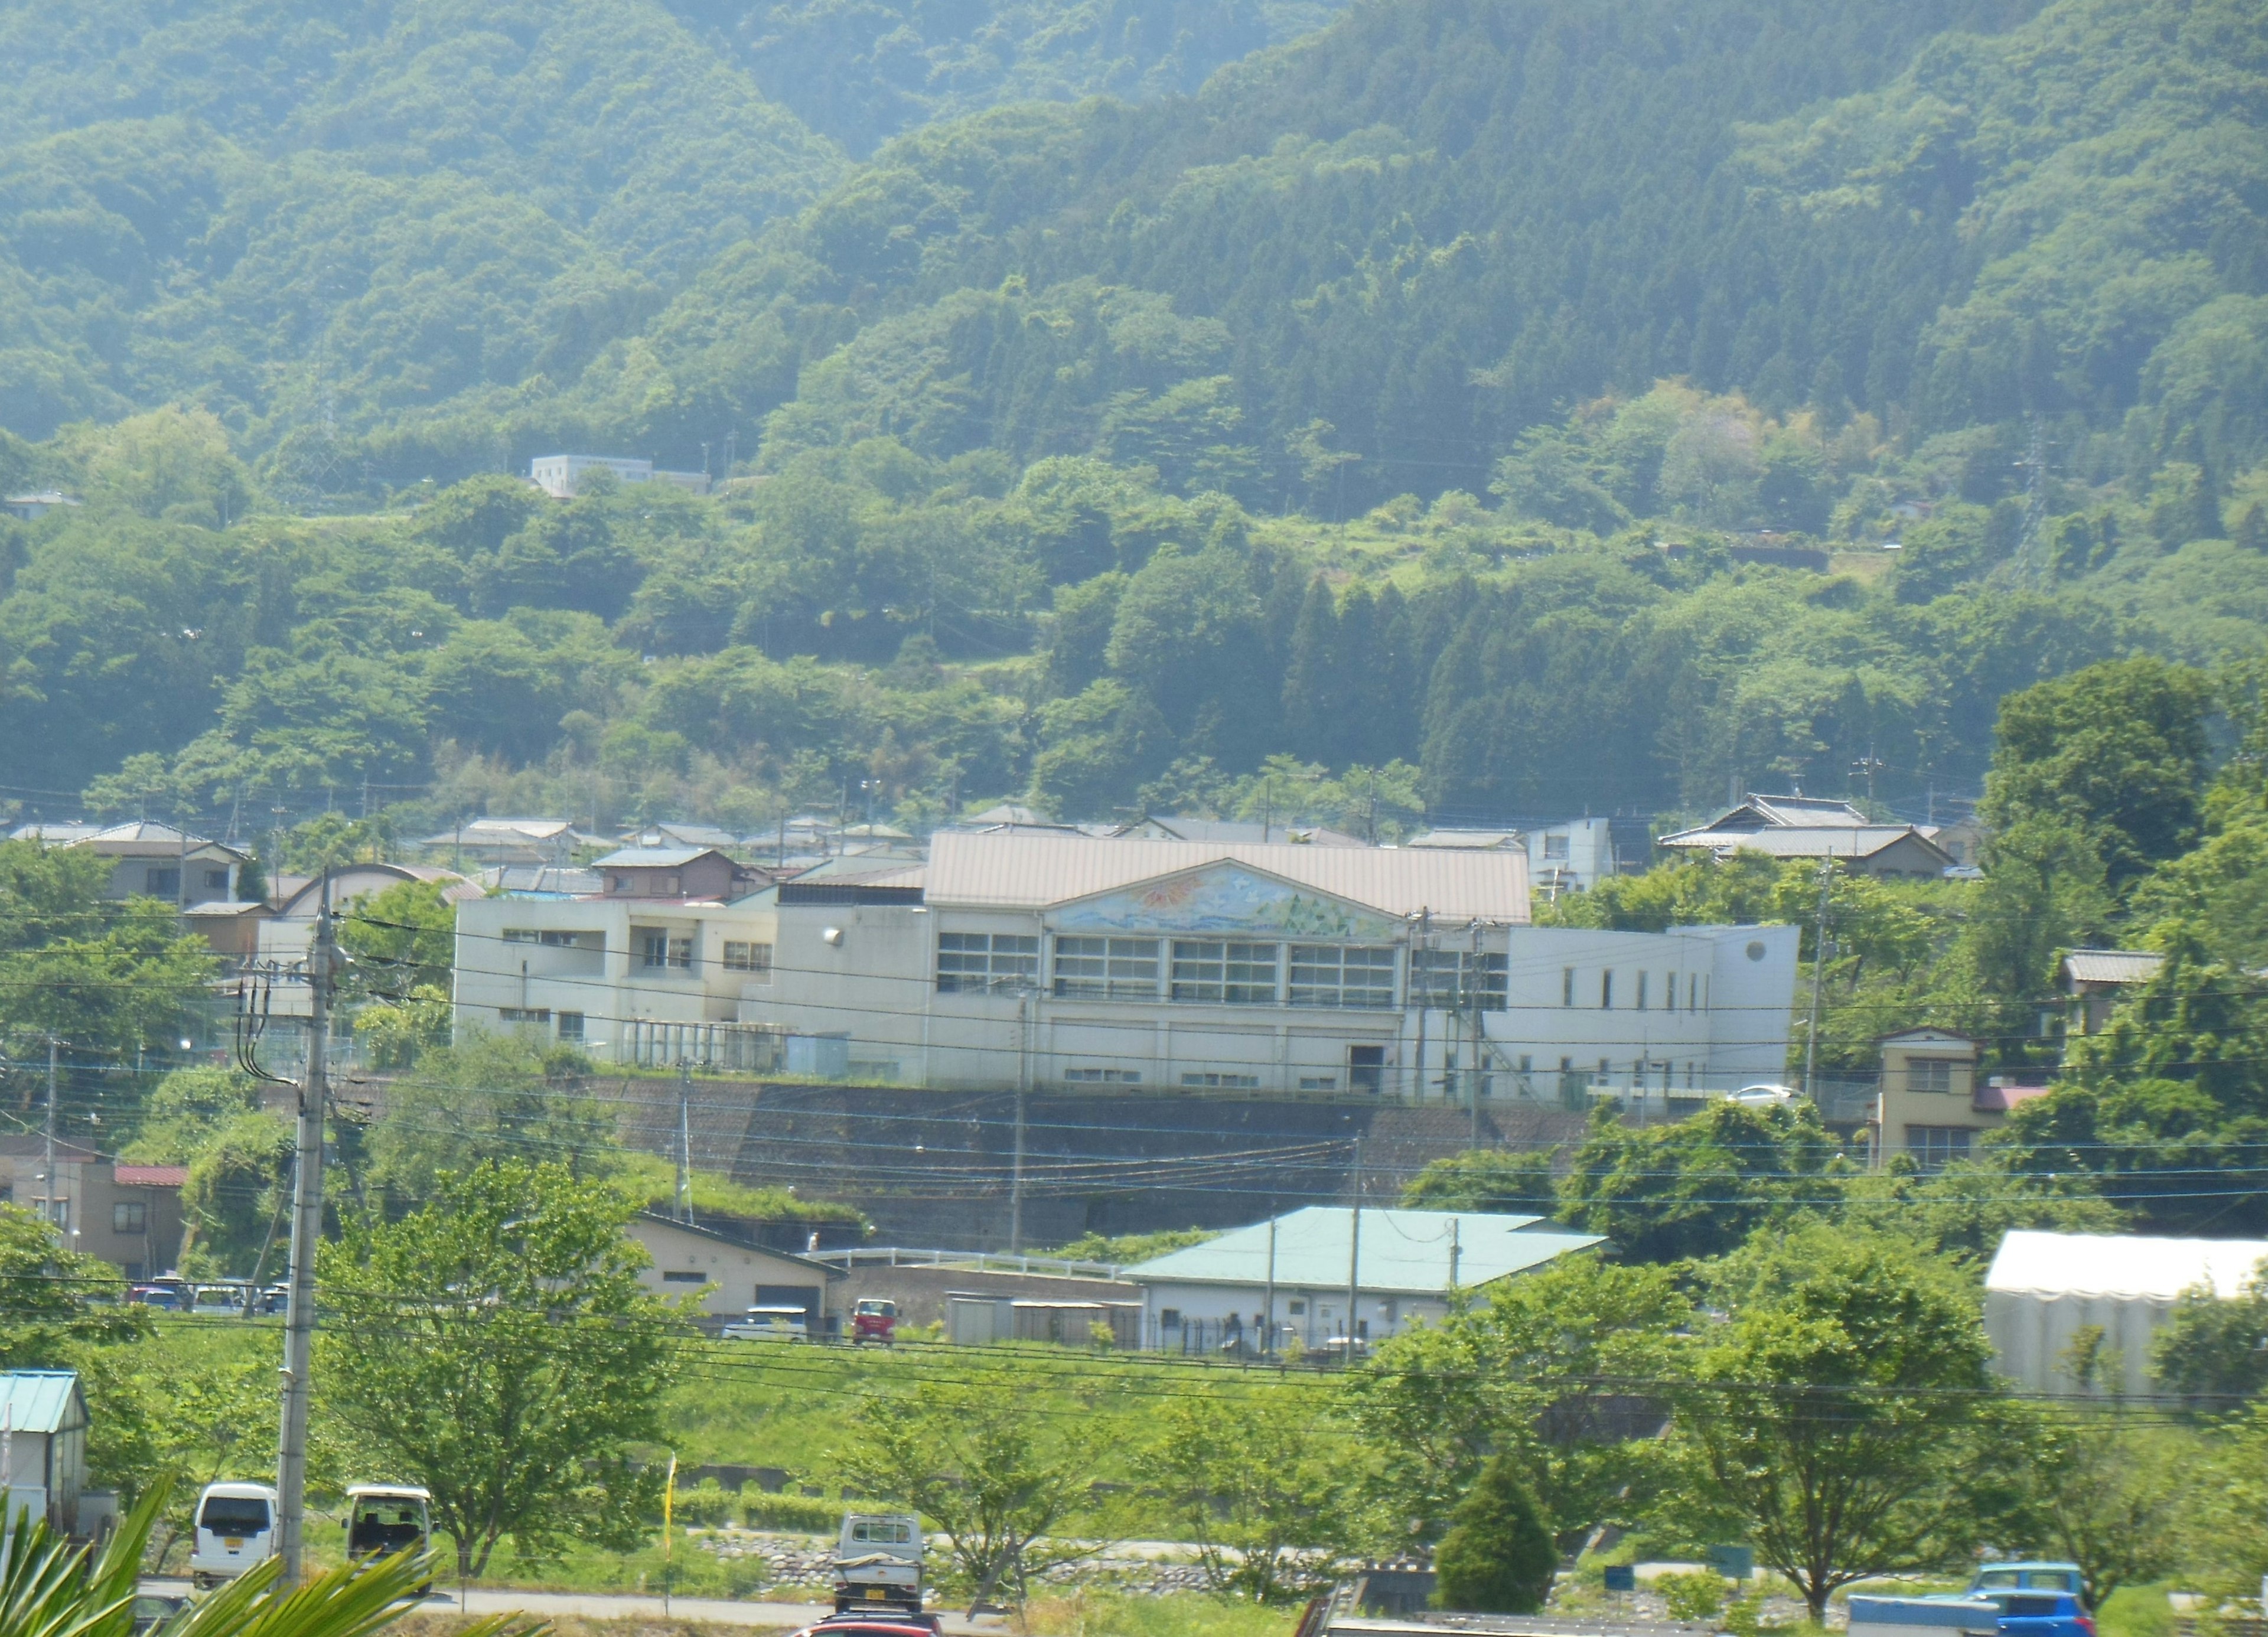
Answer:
[1345,946,1396,1007]
[1170,941,1225,1002]
[1224,942,1276,1004]
[1288,944,1340,1006]
[1055,936,1156,999]
[939,932,1040,992]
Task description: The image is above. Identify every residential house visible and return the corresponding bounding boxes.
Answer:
[1683,794,1873,831]
[621,823,743,852]
[1660,792,1957,879]
[2061,949,2165,1038]
[529,454,709,498]
[1985,1229,2268,1395]
[4,491,80,521]
[1412,819,1642,894]
[12,821,249,905]
[1661,824,1954,879]
[0,1139,187,1281]
[1871,1029,2048,1169]
[1129,816,1369,847]
[627,1213,841,1329]
[592,847,770,901]
[1122,1205,1603,1352]
[1924,817,1986,869]
[414,818,598,868]
[256,865,480,1018]
[477,865,603,896]
[452,830,1798,1098]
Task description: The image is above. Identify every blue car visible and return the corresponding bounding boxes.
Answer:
[1976,1589,2093,1637]
[1851,1563,2093,1637]
[1970,1564,2084,1599]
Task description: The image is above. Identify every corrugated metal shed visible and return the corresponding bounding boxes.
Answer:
[1987,1229,2268,1302]
[1984,1229,2268,1395]
[0,1371,87,1434]
[1124,1206,1601,1294]
[2061,950,2165,987]
[924,833,1529,921]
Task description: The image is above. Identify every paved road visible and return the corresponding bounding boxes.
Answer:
[144,1580,1007,1632]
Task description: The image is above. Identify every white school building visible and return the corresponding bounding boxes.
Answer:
[451,832,1798,1104]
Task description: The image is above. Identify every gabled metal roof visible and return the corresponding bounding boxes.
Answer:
[1660,826,1953,865]
[1986,1230,2268,1301]
[590,847,730,869]
[1123,1206,1601,1294]
[923,833,1528,922]
[0,1371,87,1434]
[2061,949,2165,987]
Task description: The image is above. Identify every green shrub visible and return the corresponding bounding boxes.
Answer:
[741,1488,850,1532]
[1659,1571,1728,1621]
[1431,1455,1557,1613]
[674,1479,737,1528]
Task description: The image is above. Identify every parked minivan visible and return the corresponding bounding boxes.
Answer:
[190,1482,278,1588]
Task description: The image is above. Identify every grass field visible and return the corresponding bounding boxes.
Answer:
[661,1336,1308,1483]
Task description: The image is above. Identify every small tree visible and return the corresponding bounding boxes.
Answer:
[1140,1384,1363,1602]
[1348,1254,1690,1553]
[2005,1331,2182,1610]
[1669,1225,1995,1622]
[830,1361,1104,1608]
[317,1160,682,1580]
[1431,1455,1557,1614]
[2153,1261,2268,1400]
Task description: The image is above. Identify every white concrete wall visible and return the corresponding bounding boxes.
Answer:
[1524,819,1618,894]
[1137,1278,1447,1351]
[1484,923,1800,1098]
[455,892,1798,1097]
[453,896,777,1056]
[626,1218,829,1320]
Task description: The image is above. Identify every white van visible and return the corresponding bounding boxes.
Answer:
[344,1483,431,1561]
[190,1482,278,1588]
[832,1511,923,1612]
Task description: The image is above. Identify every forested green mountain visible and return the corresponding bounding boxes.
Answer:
[0,0,2263,836]
[664,0,1347,155]
[0,0,845,448]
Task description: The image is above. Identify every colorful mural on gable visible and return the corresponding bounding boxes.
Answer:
[1052,865,1402,940]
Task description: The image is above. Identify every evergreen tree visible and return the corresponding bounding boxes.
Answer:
[1280,576,1344,762]
[1432,1453,1558,1614]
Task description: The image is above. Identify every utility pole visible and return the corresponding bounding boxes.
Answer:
[1850,750,1885,807]
[1009,992,1029,1253]
[1803,860,1832,1105]
[1262,1217,1277,1357]
[275,873,335,1586]
[1343,1134,1363,1365]
[1448,1215,1461,1291]
[1468,922,1485,1149]
[1008,1087,1027,1254]
[43,1037,57,1230]
[676,1061,695,1225]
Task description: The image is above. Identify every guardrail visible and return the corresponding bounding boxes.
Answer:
[804,1245,1129,1279]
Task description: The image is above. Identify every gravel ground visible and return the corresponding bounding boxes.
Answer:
[689,1531,1214,1599]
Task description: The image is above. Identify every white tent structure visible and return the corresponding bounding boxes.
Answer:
[1984,1229,2268,1395]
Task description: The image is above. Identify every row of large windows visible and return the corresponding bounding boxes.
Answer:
[936,934,1506,1010]
[1563,966,1706,1012]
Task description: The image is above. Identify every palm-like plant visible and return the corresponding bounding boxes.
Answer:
[0,1478,543,1637]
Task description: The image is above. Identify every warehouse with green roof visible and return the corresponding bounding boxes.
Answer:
[1121,1205,1602,1354]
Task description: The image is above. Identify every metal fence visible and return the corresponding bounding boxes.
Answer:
[618,1019,784,1071]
